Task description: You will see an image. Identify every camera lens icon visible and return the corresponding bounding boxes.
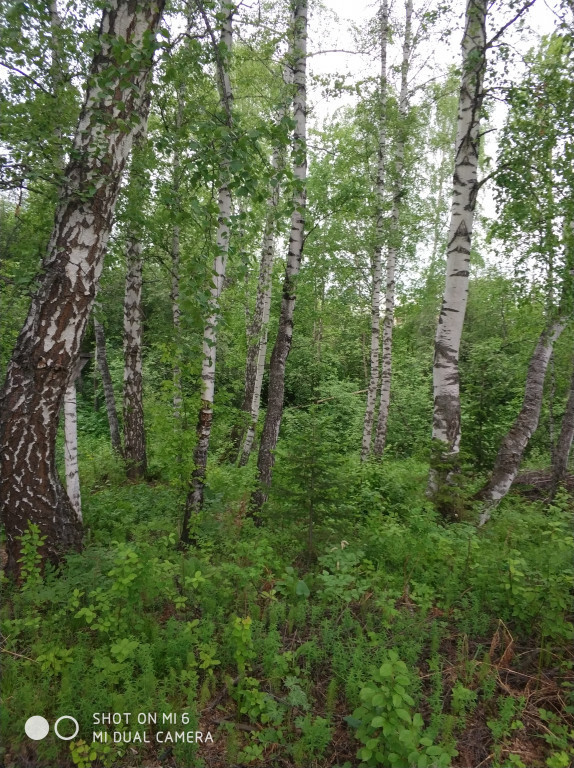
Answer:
[25,715,79,741]
[24,717,49,741]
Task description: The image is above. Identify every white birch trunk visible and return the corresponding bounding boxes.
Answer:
[373,0,413,458]
[551,351,574,494]
[93,313,122,455]
[64,381,81,521]
[361,0,389,460]
[0,0,164,573]
[183,2,234,535]
[429,0,487,498]
[479,318,567,524]
[123,235,147,478]
[251,0,307,512]
[237,66,291,466]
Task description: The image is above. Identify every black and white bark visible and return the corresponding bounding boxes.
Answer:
[429,0,487,496]
[63,354,89,520]
[361,0,389,460]
[251,0,307,512]
[479,318,567,523]
[0,0,165,574]
[551,352,574,494]
[123,234,147,478]
[182,1,234,536]
[63,380,81,520]
[237,66,292,467]
[373,0,412,458]
[94,313,123,455]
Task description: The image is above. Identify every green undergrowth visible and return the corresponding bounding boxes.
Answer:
[1,466,573,768]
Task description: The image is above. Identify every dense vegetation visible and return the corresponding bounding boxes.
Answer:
[1,0,573,767]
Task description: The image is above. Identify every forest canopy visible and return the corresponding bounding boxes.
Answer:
[0,0,573,766]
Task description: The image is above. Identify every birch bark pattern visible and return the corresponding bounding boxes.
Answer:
[64,381,81,520]
[182,3,234,536]
[238,67,291,466]
[551,353,574,494]
[479,319,566,524]
[123,235,147,477]
[429,0,487,498]
[251,0,307,512]
[0,0,164,573]
[94,314,123,455]
[361,0,389,460]
[373,0,412,458]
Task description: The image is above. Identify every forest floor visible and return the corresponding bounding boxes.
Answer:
[1,460,573,768]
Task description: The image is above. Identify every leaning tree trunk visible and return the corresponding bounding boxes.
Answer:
[373,0,413,458]
[551,352,574,495]
[182,2,234,539]
[428,0,487,504]
[251,0,307,513]
[123,235,147,478]
[94,313,123,455]
[478,318,567,523]
[0,0,164,575]
[361,0,389,460]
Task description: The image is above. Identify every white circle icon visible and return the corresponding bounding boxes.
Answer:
[54,715,79,741]
[25,716,49,740]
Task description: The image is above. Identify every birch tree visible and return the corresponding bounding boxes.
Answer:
[428,0,487,501]
[237,66,292,467]
[373,0,413,458]
[182,0,234,537]
[0,0,165,573]
[251,0,307,513]
[361,0,389,460]
[94,313,122,455]
[479,318,567,522]
[123,234,147,478]
[478,31,574,519]
[551,351,574,494]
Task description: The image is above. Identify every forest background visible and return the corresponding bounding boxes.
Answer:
[0,0,573,766]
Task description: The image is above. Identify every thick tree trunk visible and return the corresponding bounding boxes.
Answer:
[361,0,388,460]
[182,3,234,538]
[479,319,566,523]
[551,353,574,494]
[428,0,487,501]
[251,1,307,513]
[123,236,147,478]
[373,0,413,458]
[0,0,164,574]
[93,314,123,455]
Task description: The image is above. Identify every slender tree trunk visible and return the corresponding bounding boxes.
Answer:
[123,236,147,478]
[251,0,307,513]
[64,381,81,520]
[238,213,275,466]
[479,318,566,523]
[171,80,185,424]
[237,68,291,466]
[551,353,574,494]
[374,0,413,458]
[94,314,122,455]
[0,0,164,574]
[182,2,234,537]
[361,0,389,460]
[428,0,487,502]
